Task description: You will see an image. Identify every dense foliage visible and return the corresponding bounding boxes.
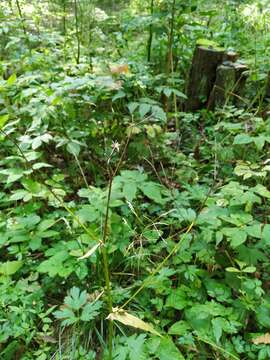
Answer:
[0,0,270,359]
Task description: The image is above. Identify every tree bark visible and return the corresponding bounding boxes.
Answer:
[185,45,224,111]
[208,62,248,109]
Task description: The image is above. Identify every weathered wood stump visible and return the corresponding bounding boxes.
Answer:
[185,44,224,111]
[209,60,249,108]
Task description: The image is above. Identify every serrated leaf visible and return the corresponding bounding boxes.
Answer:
[156,337,185,360]
[107,307,161,337]
[80,300,102,321]
[65,287,87,310]
[166,288,188,310]
[54,308,78,326]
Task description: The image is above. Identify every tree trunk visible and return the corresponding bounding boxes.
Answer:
[185,45,224,111]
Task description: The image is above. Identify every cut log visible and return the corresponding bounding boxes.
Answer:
[185,44,224,111]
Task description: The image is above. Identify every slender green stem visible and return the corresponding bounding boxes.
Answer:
[147,0,154,62]
[74,153,89,188]
[74,0,80,64]
[63,0,66,36]
[166,0,176,74]
[101,173,114,359]
[15,0,26,36]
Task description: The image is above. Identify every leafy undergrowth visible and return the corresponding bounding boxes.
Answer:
[1,1,270,360]
[1,64,270,360]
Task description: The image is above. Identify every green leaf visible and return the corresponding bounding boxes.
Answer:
[127,334,147,360]
[245,224,261,238]
[0,261,23,276]
[33,162,53,170]
[143,229,161,243]
[262,224,270,245]
[242,266,256,273]
[0,114,9,129]
[128,102,139,114]
[10,190,29,201]
[0,168,25,184]
[212,317,223,343]
[252,184,270,199]
[151,105,166,122]
[168,321,191,335]
[156,337,185,360]
[139,103,151,118]
[67,141,80,156]
[112,90,126,102]
[139,182,163,204]
[54,308,78,326]
[7,73,17,86]
[65,287,87,310]
[80,301,102,321]
[166,288,188,310]
[256,304,270,328]
[163,87,172,97]
[205,279,231,302]
[253,136,266,150]
[37,219,56,232]
[226,267,241,273]
[123,181,137,202]
[233,134,253,145]
[173,89,187,99]
[222,228,247,248]
[77,205,99,223]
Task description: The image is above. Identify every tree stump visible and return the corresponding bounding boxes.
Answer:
[208,61,249,109]
[185,44,224,111]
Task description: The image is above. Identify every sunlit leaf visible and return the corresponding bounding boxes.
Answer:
[107,307,161,337]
